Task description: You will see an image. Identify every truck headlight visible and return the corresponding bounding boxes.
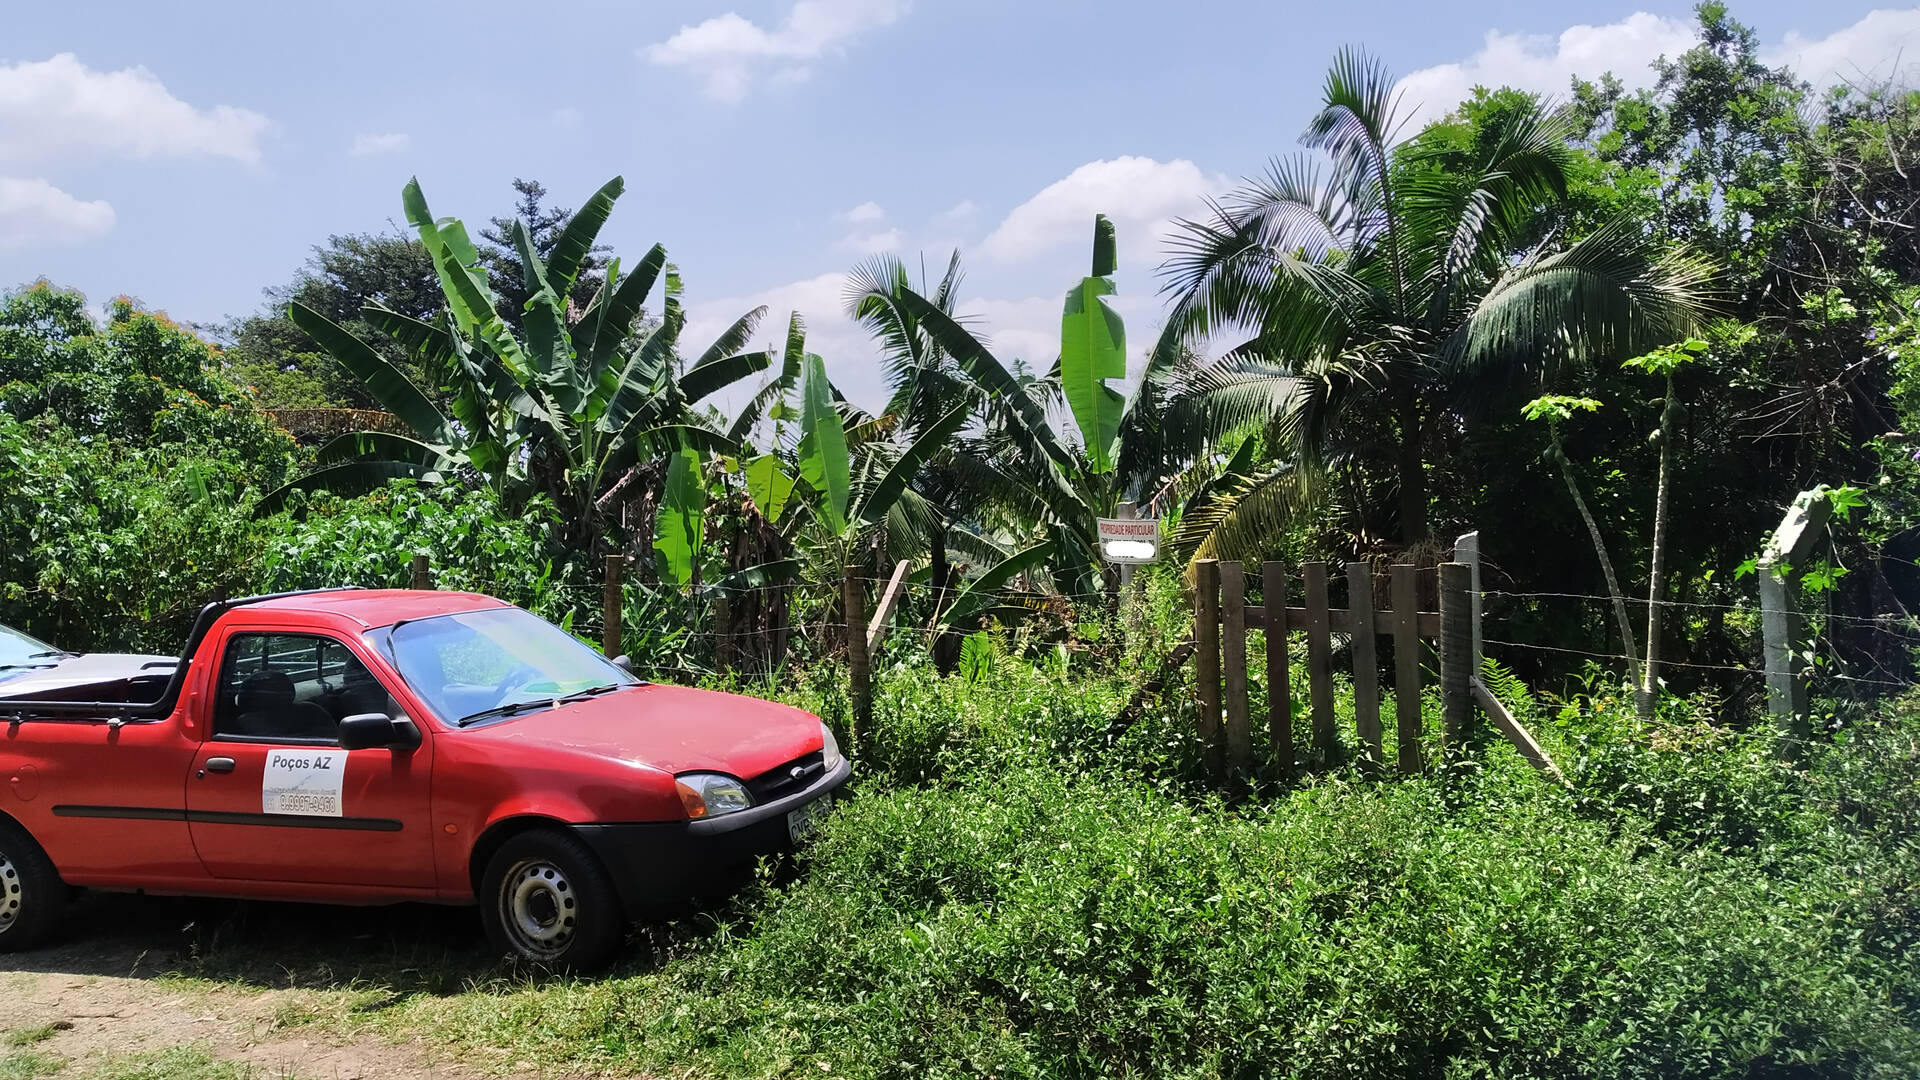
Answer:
[675,773,752,819]
[820,721,843,771]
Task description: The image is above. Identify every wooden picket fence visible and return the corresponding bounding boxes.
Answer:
[1191,558,1478,779]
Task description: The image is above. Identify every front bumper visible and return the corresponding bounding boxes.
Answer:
[576,757,852,917]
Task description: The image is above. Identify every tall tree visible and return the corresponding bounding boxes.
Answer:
[479,178,611,331]
[1157,51,1712,554]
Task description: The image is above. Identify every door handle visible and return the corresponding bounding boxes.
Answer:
[205,757,236,774]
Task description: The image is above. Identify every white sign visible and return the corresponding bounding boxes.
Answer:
[262,748,348,817]
[1096,517,1160,564]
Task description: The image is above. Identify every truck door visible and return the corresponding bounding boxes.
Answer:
[186,630,435,889]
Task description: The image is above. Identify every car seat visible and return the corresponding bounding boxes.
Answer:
[232,670,337,741]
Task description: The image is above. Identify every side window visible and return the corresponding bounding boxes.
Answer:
[214,633,394,744]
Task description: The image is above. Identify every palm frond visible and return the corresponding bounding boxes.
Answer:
[1445,215,1717,379]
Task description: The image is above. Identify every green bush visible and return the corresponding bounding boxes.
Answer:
[255,482,581,623]
[358,666,1919,1079]
[636,725,1916,1078]
[0,414,262,651]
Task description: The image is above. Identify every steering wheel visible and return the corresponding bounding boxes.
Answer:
[490,664,544,700]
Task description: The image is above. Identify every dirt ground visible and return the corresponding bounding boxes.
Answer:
[1,891,584,1079]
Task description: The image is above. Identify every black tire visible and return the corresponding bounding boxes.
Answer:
[0,818,66,953]
[478,829,625,972]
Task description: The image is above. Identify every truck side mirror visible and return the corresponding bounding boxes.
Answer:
[339,712,421,752]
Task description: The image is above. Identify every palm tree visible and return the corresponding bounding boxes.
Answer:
[1158,50,1714,551]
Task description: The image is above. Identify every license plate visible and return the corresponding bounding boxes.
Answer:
[786,792,834,843]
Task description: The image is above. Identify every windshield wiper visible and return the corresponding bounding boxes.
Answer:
[555,683,624,704]
[0,662,56,672]
[454,699,556,728]
[26,651,66,659]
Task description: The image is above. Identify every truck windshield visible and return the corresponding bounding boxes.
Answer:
[379,607,639,727]
[0,624,65,670]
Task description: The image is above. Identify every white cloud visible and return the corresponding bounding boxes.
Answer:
[643,0,907,103]
[940,199,977,221]
[839,226,904,253]
[0,177,114,250]
[842,200,886,224]
[0,52,268,167]
[683,272,891,413]
[980,156,1226,267]
[1396,13,1697,130]
[1398,9,1920,132]
[1767,9,1920,89]
[349,132,410,157]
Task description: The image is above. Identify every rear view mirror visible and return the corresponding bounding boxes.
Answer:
[339,713,421,752]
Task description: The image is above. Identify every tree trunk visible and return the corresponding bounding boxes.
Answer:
[1397,389,1428,543]
[929,525,959,675]
[1555,433,1645,697]
[1640,378,1677,719]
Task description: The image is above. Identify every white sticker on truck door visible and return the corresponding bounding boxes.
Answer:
[262,749,348,817]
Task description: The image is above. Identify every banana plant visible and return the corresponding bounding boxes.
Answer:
[889,215,1182,597]
[1061,214,1127,475]
[258,176,770,549]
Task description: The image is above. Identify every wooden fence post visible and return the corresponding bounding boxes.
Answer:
[1302,561,1336,762]
[1264,562,1293,780]
[844,566,871,749]
[1193,559,1225,779]
[1439,561,1473,751]
[1348,561,1381,767]
[410,554,431,591]
[1390,561,1424,775]
[1221,561,1252,773]
[867,559,911,656]
[602,554,622,658]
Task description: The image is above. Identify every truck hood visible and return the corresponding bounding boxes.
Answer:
[456,683,825,779]
[0,651,178,702]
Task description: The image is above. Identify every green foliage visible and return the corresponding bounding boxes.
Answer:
[366,683,1920,1080]
[273,176,768,550]
[1521,394,1604,424]
[796,348,851,536]
[1060,214,1127,474]
[1621,336,1708,378]
[255,482,574,623]
[0,413,262,651]
[653,447,705,586]
[0,287,297,651]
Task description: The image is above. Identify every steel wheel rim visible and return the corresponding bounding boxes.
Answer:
[499,859,577,961]
[0,852,20,935]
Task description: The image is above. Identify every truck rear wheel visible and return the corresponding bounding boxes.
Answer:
[0,819,66,953]
[479,829,624,972]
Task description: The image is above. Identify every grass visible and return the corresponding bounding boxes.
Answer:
[36,647,1920,1078]
[0,1049,64,1080]
[1,1031,62,1051]
[73,1048,267,1080]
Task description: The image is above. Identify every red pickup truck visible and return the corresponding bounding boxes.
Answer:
[0,588,849,970]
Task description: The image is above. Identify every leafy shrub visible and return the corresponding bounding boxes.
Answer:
[379,699,1920,1078]
[0,414,262,651]
[255,482,579,624]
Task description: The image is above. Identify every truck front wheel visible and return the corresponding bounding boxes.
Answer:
[0,818,66,953]
[479,829,625,972]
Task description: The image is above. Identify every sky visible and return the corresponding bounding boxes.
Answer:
[4,1,1918,411]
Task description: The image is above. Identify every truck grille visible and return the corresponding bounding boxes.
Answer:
[746,751,825,805]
